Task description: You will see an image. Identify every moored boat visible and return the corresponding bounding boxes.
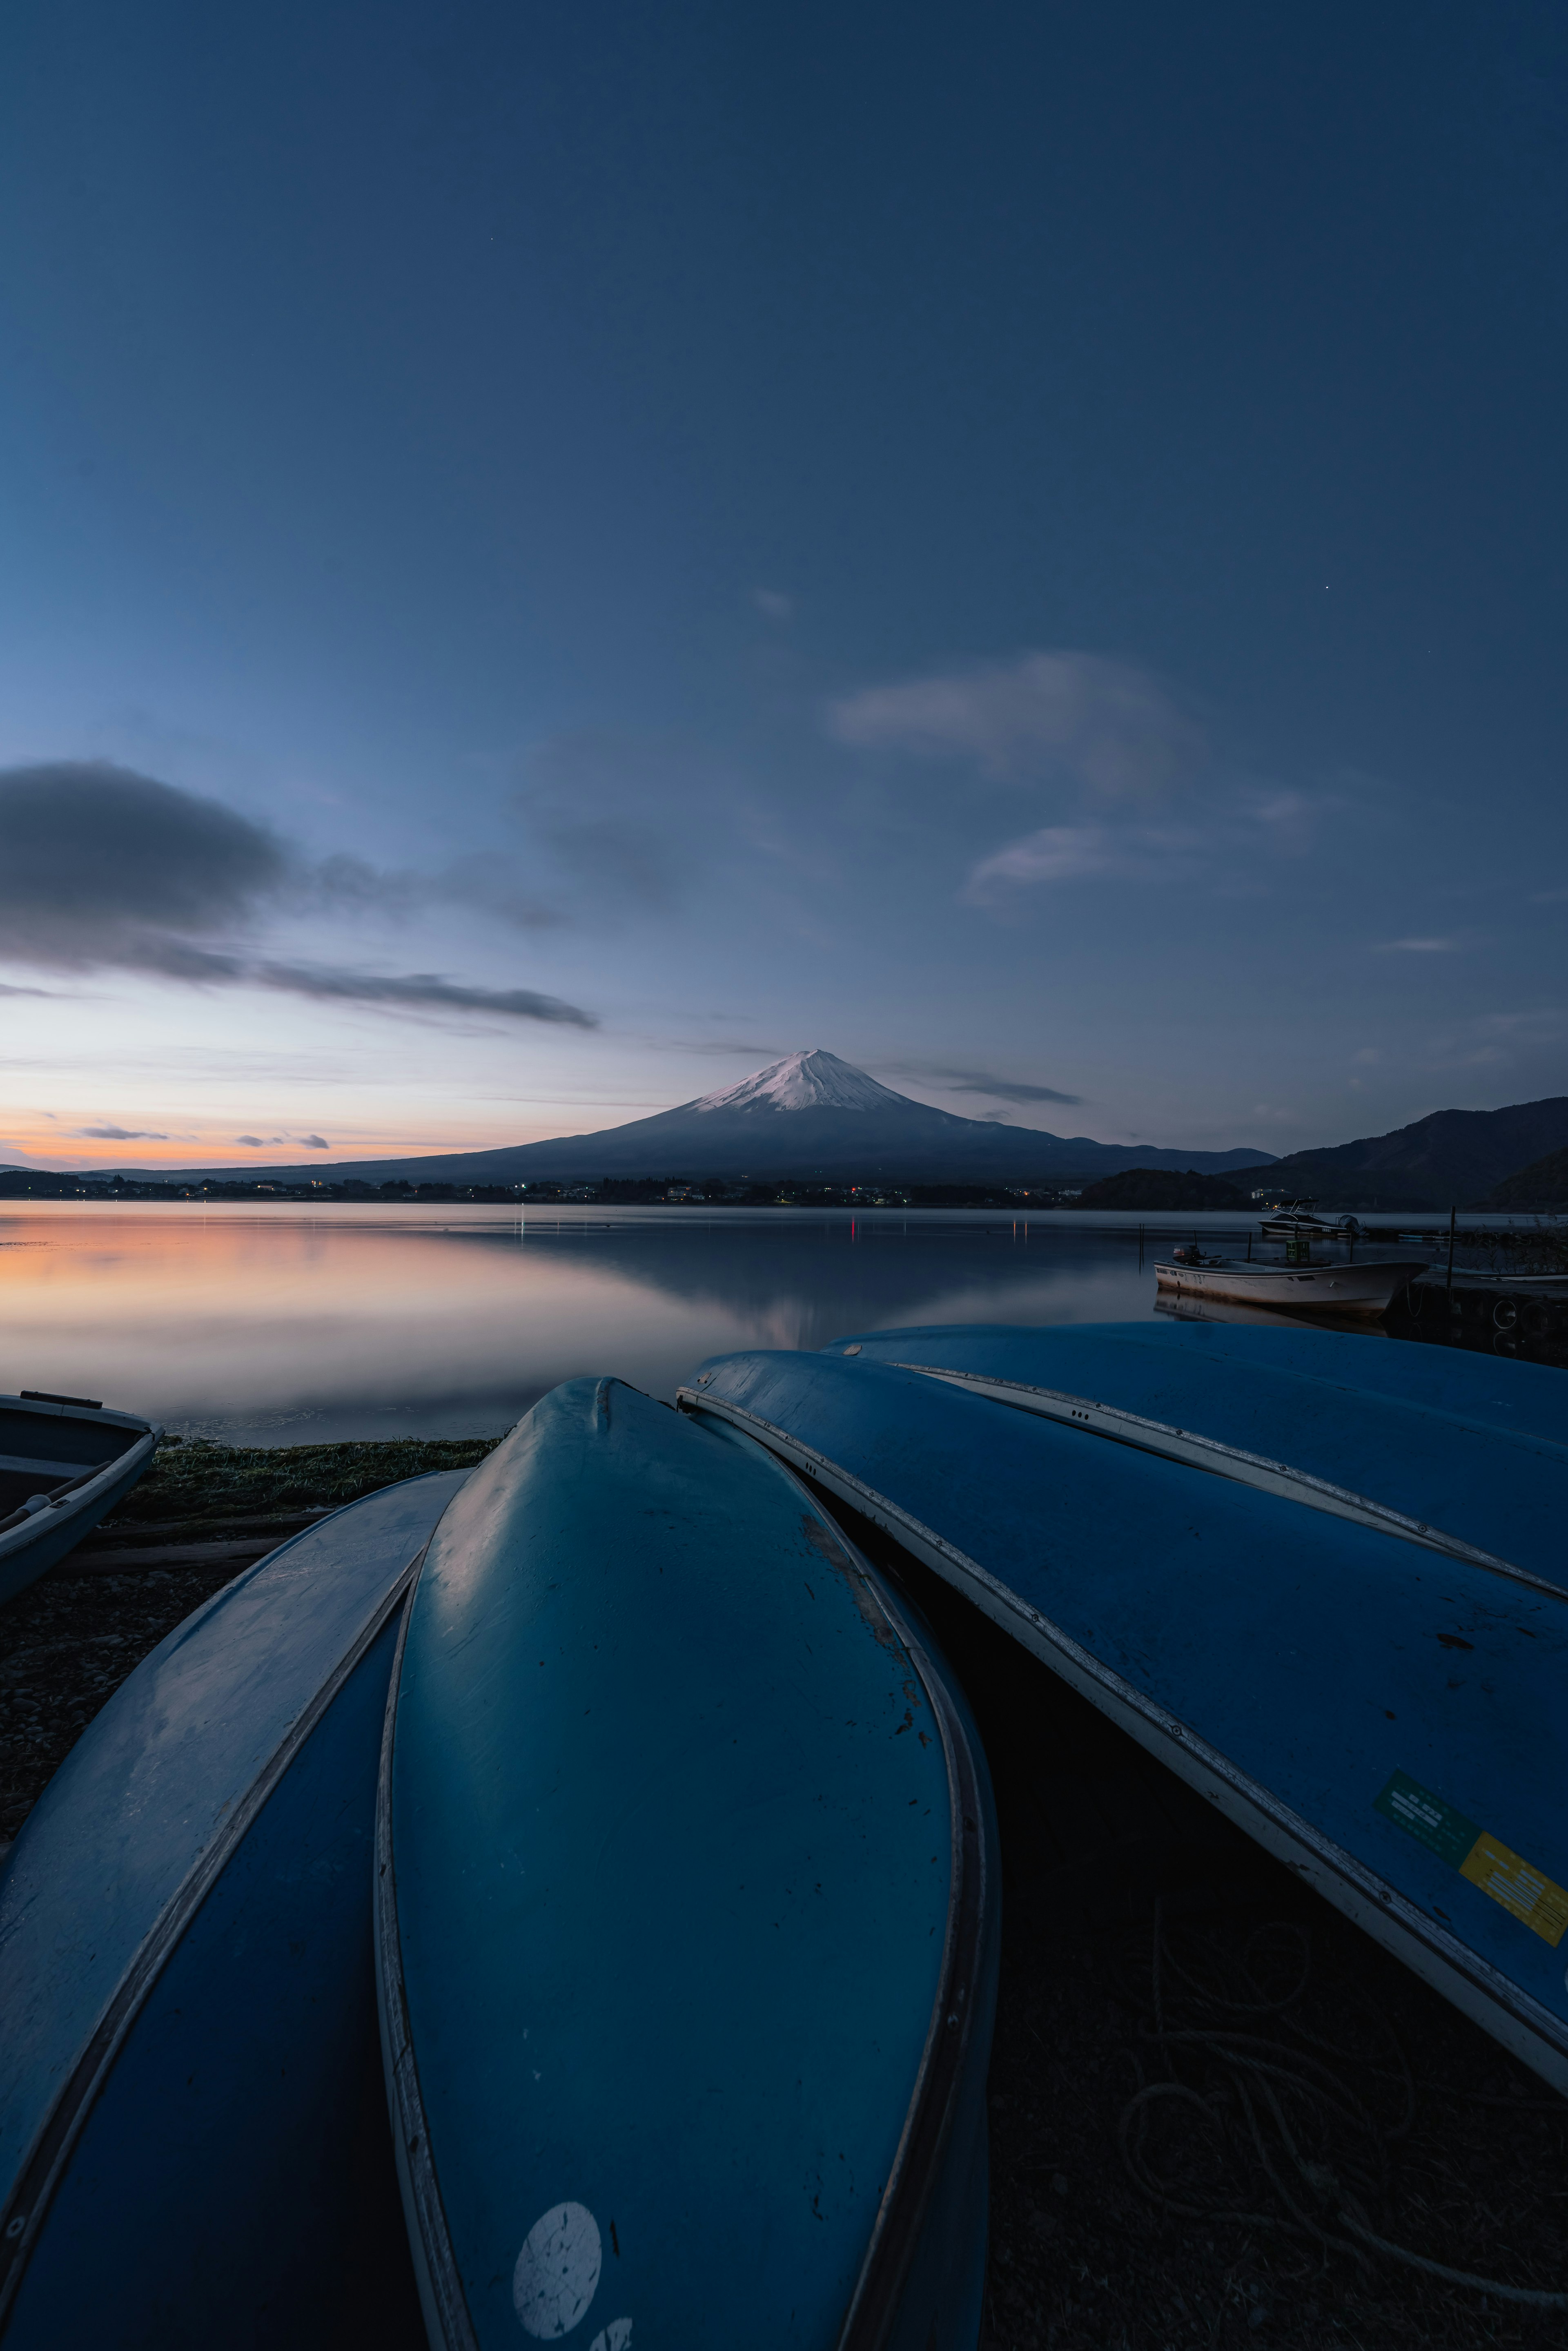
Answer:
[1155,1245,1425,1315]
[1257,1199,1361,1240]
[379,1376,998,2351]
[0,1390,160,1606]
[0,1468,470,2348]
[681,1331,1568,2097]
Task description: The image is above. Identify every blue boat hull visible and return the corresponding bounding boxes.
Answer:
[0,1469,471,2348]
[809,1319,1568,1586]
[380,1378,999,2351]
[684,1336,1568,2095]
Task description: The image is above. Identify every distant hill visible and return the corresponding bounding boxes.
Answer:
[1487,1145,1568,1210]
[1227,1095,1568,1210]
[1076,1168,1246,1211]
[107,1051,1278,1187]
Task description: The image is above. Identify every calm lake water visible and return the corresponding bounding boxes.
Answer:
[0,1200,1363,1443]
[7,1198,1495,1445]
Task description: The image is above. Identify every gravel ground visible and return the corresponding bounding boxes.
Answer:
[0,1436,499,1845]
[4,1438,1565,2349]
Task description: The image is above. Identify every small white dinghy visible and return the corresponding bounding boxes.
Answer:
[1155,1245,1428,1318]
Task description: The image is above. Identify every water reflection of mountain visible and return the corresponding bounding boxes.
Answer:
[464,1214,1140,1352]
[5,1204,1152,1443]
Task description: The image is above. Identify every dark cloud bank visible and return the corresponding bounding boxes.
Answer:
[0,763,597,1028]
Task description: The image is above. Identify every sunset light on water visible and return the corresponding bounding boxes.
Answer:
[0,1202,1152,1441]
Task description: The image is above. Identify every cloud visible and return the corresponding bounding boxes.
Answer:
[74,1124,169,1140]
[307,852,563,932]
[753,588,794,622]
[247,961,596,1026]
[1375,937,1459,953]
[884,1060,1083,1106]
[0,761,597,1027]
[961,822,1203,904]
[827,650,1204,797]
[0,761,290,964]
[234,1131,332,1148]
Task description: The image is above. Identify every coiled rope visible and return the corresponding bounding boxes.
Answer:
[1114,1902,1568,2311]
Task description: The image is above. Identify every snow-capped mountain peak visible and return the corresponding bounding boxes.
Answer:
[690,1050,912,1116]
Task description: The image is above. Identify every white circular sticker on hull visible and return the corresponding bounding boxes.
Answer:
[513,2203,603,2338]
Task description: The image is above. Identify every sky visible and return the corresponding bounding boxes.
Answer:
[2,1,1566,1171]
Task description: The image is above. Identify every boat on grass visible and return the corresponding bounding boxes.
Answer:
[1155,1244,1426,1316]
[0,1390,160,1606]
[681,1325,1568,2095]
[0,1468,470,2349]
[379,1376,997,2351]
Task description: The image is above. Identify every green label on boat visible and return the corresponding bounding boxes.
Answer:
[1374,1769,1480,1869]
[1375,1769,1568,1947]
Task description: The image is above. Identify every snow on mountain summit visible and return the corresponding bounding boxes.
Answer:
[690,1049,914,1116]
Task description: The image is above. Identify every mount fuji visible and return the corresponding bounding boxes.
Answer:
[138,1051,1275,1185]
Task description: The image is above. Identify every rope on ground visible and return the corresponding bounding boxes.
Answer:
[1114,1900,1568,2311]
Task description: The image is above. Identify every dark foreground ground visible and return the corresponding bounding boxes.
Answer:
[3,1437,1565,2349]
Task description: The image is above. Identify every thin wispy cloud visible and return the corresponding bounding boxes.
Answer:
[882,1060,1083,1106]
[0,762,597,1028]
[74,1124,169,1140]
[236,1132,330,1148]
[827,649,1204,797]
[1376,937,1460,953]
[962,823,1202,904]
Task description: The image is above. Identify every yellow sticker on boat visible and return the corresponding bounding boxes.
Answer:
[1375,1771,1568,1947]
[1458,1834,1568,1947]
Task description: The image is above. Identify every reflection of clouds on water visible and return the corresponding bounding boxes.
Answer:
[0,1205,1154,1443]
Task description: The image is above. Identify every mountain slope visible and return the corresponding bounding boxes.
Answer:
[1487,1146,1568,1209]
[1228,1096,1568,1209]
[109,1050,1277,1185]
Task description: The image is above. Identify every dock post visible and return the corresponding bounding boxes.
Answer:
[1446,1205,1456,1295]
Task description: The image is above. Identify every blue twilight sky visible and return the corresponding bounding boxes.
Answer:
[2,1,1566,1169]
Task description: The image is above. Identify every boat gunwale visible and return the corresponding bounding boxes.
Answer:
[0,1509,429,2324]
[377,1581,478,2351]
[739,1437,992,2351]
[0,1394,155,1436]
[0,1429,160,1562]
[677,1381,1568,2099]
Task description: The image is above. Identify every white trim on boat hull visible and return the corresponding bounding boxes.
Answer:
[1154,1256,1427,1316]
[678,1385,1568,2099]
[884,1363,1564,1598]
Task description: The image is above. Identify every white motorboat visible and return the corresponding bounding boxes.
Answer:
[1256,1199,1361,1241]
[1154,1245,1428,1318]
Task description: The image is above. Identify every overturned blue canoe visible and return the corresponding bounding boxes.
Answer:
[806,1319,1568,1587]
[379,1377,998,2351]
[0,1390,160,1606]
[0,1468,470,2349]
[682,1334,1568,2095]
